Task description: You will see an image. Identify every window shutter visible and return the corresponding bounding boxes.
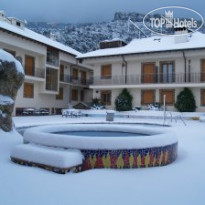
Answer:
[142,90,155,104]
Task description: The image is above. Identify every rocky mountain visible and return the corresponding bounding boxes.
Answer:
[27,12,205,54]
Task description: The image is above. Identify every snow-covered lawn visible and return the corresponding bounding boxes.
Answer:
[1,116,205,205]
[13,110,203,128]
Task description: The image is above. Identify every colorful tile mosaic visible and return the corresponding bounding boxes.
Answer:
[11,157,82,174]
[81,143,178,170]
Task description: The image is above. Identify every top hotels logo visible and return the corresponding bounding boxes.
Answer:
[143,6,204,36]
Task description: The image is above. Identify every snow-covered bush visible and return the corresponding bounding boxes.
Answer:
[175,88,196,112]
[91,98,105,110]
[115,89,133,111]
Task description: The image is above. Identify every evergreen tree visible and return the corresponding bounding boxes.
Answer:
[115,89,133,111]
[175,88,196,112]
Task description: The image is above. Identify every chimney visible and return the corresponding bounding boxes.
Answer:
[174,27,189,44]
[100,38,127,49]
[0,11,5,19]
[50,32,57,41]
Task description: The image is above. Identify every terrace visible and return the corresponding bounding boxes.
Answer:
[90,72,205,87]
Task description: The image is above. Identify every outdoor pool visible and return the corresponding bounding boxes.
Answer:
[23,124,178,170]
[53,131,149,137]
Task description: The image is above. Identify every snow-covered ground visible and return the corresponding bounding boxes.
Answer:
[13,110,203,128]
[1,116,205,205]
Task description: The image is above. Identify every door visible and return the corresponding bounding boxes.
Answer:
[160,62,174,83]
[60,65,64,81]
[72,69,78,81]
[25,56,35,76]
[81,71,87,84]
[201,60,205,82]
[142,63,156,83]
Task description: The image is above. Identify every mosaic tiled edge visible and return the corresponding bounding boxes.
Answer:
[11,157,82,174]
[81,143,178,170]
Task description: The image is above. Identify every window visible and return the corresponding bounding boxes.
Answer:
[46,68,58,91]
[24,83,34,98]
[25,55,35,76]
[141,90,155,105]
[101,65,111,79]
[101,90,111,105]
[56,87,64,100]
[47,47,59,66]
[60,65,64,82]
[160,90,175,105]
[160,61,175,83]
[16,21,21,27]
[72,89,78,101]
[201,89,205,106]
[80,90,84,101]
[72,69,78,80]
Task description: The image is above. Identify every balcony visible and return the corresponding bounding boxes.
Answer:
[90,73,205,86]
[24,66,45,79]
[60,74,89,86]
[60,74,70,83]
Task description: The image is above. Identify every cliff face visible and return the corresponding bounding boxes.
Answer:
[0,50,24,132]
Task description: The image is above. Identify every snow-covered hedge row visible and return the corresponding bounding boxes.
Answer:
[24,124,177,150]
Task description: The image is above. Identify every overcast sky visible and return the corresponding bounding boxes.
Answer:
[1,0,205,23]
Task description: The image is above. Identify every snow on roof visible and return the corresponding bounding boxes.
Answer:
[0,19,81,56]
[0,49,24,73]
[8,17,25,23]
[101,38,126,43]
[78,32,205,59]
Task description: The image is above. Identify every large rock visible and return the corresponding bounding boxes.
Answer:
[0,50,24,132]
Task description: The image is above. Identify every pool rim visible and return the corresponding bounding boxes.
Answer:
[23,124,177,150]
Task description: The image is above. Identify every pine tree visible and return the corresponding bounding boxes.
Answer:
[115,89,133,111]
[175,88,196,112]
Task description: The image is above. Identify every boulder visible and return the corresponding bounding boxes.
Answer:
[0,49,24,132]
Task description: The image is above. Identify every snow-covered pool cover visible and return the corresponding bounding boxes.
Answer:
[24,124,177,150]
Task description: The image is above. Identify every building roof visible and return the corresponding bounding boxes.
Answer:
[0,19,81,56]
[77,32,205,59]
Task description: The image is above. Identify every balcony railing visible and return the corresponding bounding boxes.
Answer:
[60,74,89,86]
[60,74,70,83]
[24,67,45,78]
[90,73,205,86]
[46,83,58,91]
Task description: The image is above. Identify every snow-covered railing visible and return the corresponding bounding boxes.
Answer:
[60,74,89,86]
[24,67,45,78]
[90,72,205,86]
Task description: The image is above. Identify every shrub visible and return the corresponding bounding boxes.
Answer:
[92,98,101,106]
[115,89,133,111]
[91,98,105,110]
[175,88,196,112]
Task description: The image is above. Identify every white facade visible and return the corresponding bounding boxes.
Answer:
[1,11,205,113]
[79,35,205,112]
[0,13,93,115]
